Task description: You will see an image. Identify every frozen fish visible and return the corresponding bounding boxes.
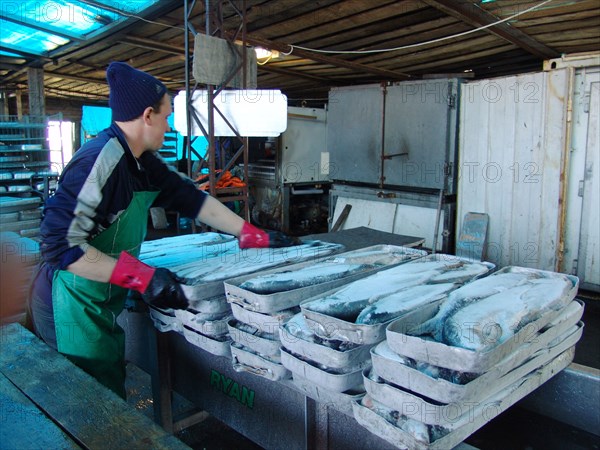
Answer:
[239,263,375,294]
[282,313,360,351]
[303,270,436,322]
[355,283,456,324]
[415,272,533,340]
[443,275,572,351]
[360,395,450,443]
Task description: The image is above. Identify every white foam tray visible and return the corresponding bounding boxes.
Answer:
[224,245,427,313]
[353,347,575,450]
[385,267,580,373]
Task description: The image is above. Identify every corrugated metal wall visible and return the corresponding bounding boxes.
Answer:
[457,70,569,270]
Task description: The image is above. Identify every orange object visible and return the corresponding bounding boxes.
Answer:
[196,170,245,190]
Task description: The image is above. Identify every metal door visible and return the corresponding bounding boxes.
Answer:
[577,81,600,289]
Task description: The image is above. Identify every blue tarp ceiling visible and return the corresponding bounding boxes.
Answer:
[0,0,161,58]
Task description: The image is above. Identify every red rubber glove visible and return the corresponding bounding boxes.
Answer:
[238,222,301,249]
[109,251,188,309]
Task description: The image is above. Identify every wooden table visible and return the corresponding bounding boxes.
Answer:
[0,323,190,450]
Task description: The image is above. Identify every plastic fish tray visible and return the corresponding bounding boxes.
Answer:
[224,245,427,313]
[385,267,580,373]
[230,302,296,335]
[230,342,291,381]
[228,319,281,358]
[364,303,584,422]
[182,325,232,357]
[352,347,575,450]
[300,255,494,345]
[290,372,365,417]
[372,318,583,405]
[279,320,375,370]
[280,347,370,393]
[149,306,183,334]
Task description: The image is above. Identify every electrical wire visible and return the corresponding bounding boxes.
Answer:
[289,0,554,55]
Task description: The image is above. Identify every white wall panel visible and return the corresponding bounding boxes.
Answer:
[458,70,569,270]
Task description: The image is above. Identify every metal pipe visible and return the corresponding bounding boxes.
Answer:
[432,189,444,254]
[379,83,387,189]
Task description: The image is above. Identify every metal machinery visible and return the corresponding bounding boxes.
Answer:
[246,106,330,236]
[327,79,461,252]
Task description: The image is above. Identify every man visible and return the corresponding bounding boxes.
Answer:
[30,62,295,398]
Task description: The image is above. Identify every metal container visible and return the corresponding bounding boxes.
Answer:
[230,302,297,334]
[228,319,281,358]
[143,235,343,302]
[291,372,365,417]
[149,306,182,333]
[385,268,580,373]
[230,342,291,381]
[365,304,584,423]
[182,325,232,357]
[352,347,575,450]
[175,308,230,329]
[280,347,370,393]
[224,245,426,313]
[279,317,375,370]
[372,319,583,405]
[182,314,232,339]
[183,294,232,315]
[300,255,494,345]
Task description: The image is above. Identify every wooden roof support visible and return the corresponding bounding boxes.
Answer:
[422,0,560,59]
[224,31,414,81]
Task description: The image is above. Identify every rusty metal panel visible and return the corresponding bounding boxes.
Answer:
[457,70,569,270]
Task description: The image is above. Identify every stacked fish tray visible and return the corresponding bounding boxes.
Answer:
[352,266,582,449]
[140,232,343,357]
[0,196,43,239]
[279,255,495,415]
[224,245,427,383]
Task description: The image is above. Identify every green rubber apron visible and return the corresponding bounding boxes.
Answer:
[52,191,158,398]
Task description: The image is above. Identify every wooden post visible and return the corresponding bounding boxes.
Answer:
[27,67,45,118]
[15,90,23,119]
[0,90,8,116]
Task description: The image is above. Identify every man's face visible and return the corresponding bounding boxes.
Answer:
[145,94,172,152]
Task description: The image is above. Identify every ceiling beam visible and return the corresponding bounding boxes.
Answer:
[43,71,106,85]
[121,30,413,81]
[223,31,413,81]
[422,0,560,59]
[121,36,186,56]
[258,64,338,83]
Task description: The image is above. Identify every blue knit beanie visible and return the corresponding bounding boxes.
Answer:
[106,62,167,122]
